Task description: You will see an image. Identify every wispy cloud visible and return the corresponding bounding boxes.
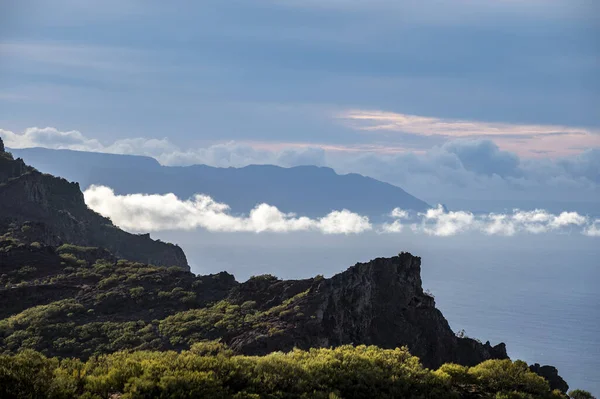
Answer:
[268,0,593,23]
[0,42,142,71]
[3,126,600,204]
[339,109,594,138]
[0,127,329,168]
[338,110,600,158]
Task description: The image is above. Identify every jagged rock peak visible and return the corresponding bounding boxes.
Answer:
[318,252,507,368]
[0,136,5,153]
[226,252,509,370]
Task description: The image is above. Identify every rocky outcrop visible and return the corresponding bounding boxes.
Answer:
[0,145,34,183]
[227,253,508,369]
[318,253,508,368]
[530,363,569,393]
[0,137,189,269]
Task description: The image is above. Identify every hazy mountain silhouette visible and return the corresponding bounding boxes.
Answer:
[10,147,431,218]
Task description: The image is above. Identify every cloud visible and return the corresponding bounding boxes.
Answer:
[419,206,475,237]
[337,109,600,158]
[443,140,521,177]
[84,186,597,237]
[329,139,600,202]
[381,205,592,237]
[583,220,600,237]
[1,127,102,150]
[0,42,145,72]
[381,208,410,233]
[3,127,600,204]
[1,127,326,168]
[83,185,372,234]
[338,109,597,139]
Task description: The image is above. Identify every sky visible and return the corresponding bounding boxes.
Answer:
[0,0,599,206]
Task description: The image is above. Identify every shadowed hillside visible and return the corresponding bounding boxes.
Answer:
[0,138,189,269]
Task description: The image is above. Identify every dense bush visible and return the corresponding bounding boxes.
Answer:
[568,390,596,399]
[0,345,571,399]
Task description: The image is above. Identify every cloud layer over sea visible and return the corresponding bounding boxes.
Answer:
[84,185,599,237]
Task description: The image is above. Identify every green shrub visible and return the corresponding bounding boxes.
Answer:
[129,287,145,298]
[0,345,582,398]
[569,390,596,399]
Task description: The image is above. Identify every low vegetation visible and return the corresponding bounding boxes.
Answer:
[0,344,574,399]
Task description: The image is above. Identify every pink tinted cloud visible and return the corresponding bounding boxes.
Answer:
[242,140,422,155]
[337,109,600,158]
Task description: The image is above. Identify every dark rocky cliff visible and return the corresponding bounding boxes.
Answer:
[226,253,507,369]
[0,137,189,269]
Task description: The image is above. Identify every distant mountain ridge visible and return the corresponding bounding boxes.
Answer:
[10,147,431,218]
[0,138,189,269]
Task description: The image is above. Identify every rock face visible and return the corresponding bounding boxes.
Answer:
[0,144,33,182]
[227,253,508,368]
[530,364,569,393]
[0,138,189,269]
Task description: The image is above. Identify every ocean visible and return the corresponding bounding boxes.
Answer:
[157,229,600,394]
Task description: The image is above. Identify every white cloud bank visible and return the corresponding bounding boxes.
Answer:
[84,186,598,237]
[381,205,592,237]
[83,185,371,234]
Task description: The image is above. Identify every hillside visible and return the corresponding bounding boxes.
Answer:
[0,239,499,368]
[0,137,581,398]
[0,231,571,395]
[10,147,431,218]
[0,138,188,269]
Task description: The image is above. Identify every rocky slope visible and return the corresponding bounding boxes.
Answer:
[0,236,567,391]
[225,253,508,369]
[0,137,188,269]
[0,243,502,369]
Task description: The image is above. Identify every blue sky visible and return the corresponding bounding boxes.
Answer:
[1,0,599,204]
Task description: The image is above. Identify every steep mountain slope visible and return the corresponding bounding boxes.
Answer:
[0,238,501,368]
[0,138,188,269]
[10,147,431,217]
[224,253,508,368]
